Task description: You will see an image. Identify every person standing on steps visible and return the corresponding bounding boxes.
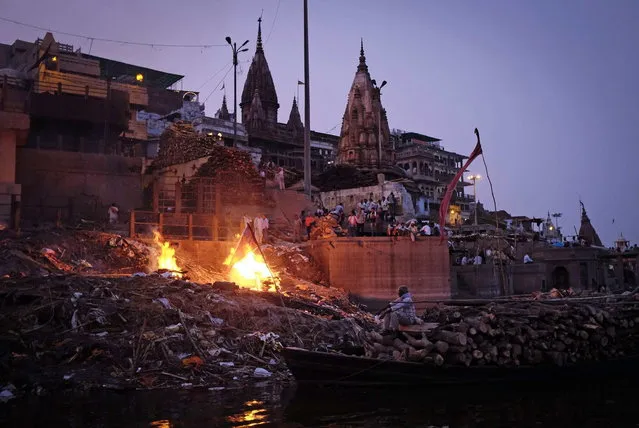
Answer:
[108,203,119,225]
[276,167,285,191]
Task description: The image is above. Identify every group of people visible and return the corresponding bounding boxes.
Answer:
[243,215,270,244]
[258,160,286,191]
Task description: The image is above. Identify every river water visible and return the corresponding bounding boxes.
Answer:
[1,380,638,427]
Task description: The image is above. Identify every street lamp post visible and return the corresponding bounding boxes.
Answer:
[372,80,387,169]
[225,36,249,147]
[466,174,481,225]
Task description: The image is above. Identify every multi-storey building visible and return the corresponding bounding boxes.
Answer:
[394,131,474,220]
[0,32,201,224]
[0,32,196,157]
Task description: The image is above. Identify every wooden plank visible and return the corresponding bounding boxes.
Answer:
[398,323,439,333]
[124,119,148,140]
[112,82,148,106]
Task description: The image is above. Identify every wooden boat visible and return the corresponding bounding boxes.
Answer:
[283,347,639,387]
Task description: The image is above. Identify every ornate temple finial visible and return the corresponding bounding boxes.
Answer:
[357,38,368,73]
[256,16,263,53]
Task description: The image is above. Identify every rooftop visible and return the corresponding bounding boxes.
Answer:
[81,53,183,89]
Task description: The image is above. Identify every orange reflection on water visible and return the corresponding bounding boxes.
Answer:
[149,420,172,428]
[226,400,269,427]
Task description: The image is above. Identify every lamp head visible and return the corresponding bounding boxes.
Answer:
[225,36,232,45]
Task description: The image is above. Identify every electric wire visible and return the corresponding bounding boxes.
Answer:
[265,0,281,44]
[196,61,232,91]
[0,16,226,48]
[203,65,234,104]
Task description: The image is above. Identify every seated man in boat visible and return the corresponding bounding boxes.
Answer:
[379,286,422,332]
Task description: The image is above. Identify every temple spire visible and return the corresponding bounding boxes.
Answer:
[256,16,263,53]
[216,94,230,120]
[287,96,303,132]
[358,38,368,73]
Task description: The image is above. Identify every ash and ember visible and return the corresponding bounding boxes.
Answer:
[0,228,373,394]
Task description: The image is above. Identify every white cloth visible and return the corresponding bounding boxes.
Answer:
[108,206,119,224]
[420,225,431,235]
[524,254,534,264]
[276,170,285,190]
[474,255,483,265]
[254,217,263,243]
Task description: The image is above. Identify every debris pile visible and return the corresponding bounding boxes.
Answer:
[0,274,372,392]
[363,298,639,367]
[0,230,150,278]
[261,244,328,285]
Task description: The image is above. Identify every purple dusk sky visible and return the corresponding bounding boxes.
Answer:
[2,0,638,246]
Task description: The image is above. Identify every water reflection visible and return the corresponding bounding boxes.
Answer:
[1,380,639,427]
[226,400,269,427]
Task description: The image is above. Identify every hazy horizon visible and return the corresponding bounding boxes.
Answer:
[2,0,637,246]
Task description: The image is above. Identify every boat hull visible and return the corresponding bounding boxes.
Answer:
[283,347,639,387]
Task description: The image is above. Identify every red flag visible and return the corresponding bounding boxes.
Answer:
[438,140,483,241]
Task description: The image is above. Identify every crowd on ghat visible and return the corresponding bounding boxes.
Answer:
[289,191,454,242]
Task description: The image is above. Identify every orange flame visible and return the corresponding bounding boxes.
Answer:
[223,246,278,292]
[153,231,182,278]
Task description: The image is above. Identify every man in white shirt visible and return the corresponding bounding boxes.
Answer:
[420,223,432,236]
[474,254,483,265]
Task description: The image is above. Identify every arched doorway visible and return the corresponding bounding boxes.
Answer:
[552,266,570,288]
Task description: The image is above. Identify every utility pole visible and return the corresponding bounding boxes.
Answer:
[303,0,311,197]
[225,36,249,147]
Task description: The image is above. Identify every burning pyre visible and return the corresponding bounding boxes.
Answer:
[153,231,182,278]
[224,227,279,292]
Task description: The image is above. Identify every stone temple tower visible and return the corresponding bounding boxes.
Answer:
[336,40,394,169]
[240,17,279,131]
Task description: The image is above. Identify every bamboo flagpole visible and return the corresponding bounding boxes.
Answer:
[438,129,483,242]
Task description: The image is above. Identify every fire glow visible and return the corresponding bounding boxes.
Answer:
[153,231,182,278]
[224,246,278,292]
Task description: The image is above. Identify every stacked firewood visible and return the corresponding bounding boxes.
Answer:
[195,147,261,182]
[309,215,345,240]
[153,122,222,168]
[364,298,639,367]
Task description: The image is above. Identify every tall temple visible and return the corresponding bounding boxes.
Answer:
[578,200,603,247]
[336,40,394,169]
[213,17,339,170]
[240,17,279,131]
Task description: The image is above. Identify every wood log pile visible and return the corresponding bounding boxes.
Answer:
[153,122,222,169]
[309,215,345,240]
[363,297,639,368]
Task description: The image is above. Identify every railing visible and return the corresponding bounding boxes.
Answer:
[154,175,265,215]
[33,78,109,99]
[129,211,238,241]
